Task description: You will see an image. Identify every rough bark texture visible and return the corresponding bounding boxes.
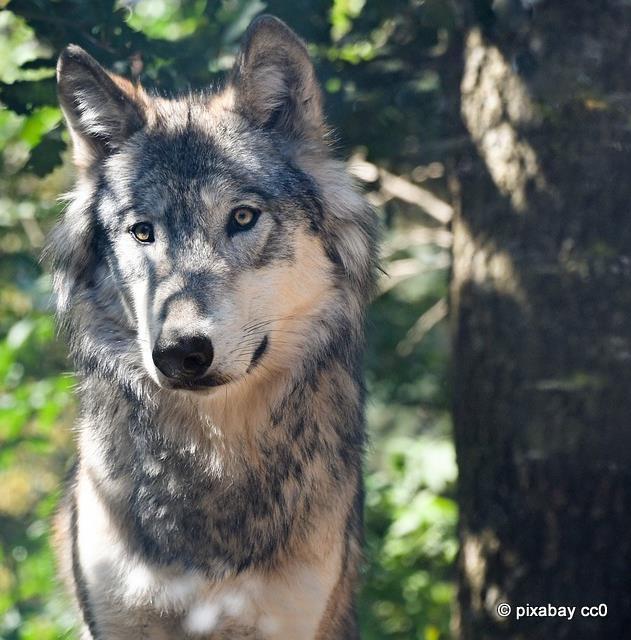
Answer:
[451,2,631,638]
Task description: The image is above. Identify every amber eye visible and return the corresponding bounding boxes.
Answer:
[228,207,260,235]
[234,208,254,226]
[130,222,154,244]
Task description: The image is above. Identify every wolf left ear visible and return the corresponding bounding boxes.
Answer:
[57,45,146,167]
[230,15,324,140]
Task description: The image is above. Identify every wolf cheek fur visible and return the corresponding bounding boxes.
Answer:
[51,14,378,640]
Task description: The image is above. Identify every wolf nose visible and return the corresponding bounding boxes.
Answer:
[152,336,214,380]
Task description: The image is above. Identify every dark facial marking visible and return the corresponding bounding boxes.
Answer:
[247,334,269,372]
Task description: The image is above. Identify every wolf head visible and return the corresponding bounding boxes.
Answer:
[53,16,377,394]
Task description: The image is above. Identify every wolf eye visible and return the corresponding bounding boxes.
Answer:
[228,207,260,235]
[130,222,154,244]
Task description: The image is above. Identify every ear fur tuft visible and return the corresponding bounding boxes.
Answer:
[57,45,146,167]
[230,15,324,140]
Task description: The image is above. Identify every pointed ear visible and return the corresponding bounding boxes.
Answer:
[56,45,146,167]
[230,15,324,140]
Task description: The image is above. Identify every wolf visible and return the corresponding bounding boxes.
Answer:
[51,14,377,640]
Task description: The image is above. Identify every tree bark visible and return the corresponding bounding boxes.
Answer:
[451,2,631,638]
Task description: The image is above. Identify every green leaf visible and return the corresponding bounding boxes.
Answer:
[0,78,57,115]
[19,107,61,148]
[26,130,65,176]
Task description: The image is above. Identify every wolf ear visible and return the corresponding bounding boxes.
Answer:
[57,45,146,167]
[230,15,324,140]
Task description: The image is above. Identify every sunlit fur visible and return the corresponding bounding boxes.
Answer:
[51,15,378,640]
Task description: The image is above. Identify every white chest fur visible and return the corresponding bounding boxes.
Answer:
[182,560,337,638]
[75,474,341,639]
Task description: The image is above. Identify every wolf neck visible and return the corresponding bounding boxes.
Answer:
[79,325,364,576]
[185,362,303,440]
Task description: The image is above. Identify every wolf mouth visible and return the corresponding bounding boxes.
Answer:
[170,372,233,391]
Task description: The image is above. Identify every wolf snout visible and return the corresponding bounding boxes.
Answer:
[152,335,214,381]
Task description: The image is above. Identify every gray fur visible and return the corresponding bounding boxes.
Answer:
[51,14,377,640]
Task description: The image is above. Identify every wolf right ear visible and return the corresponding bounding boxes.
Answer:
[57,46,146,167]
[230,15,324,140]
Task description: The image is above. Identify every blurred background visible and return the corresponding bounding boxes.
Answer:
[2,1,631,639]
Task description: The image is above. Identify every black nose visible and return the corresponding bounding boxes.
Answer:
[152,336,214,380]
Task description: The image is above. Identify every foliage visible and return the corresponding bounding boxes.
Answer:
[0,1,460,638]
[361,437,457,640]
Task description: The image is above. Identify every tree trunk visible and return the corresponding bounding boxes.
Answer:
[451,2,631,638]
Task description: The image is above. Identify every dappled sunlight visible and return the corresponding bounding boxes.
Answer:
[452,216,526,306]
[461,29,547,212]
